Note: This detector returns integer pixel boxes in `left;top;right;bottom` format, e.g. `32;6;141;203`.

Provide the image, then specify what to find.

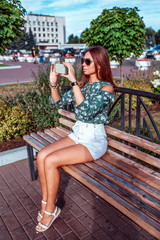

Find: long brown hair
80;46;116;88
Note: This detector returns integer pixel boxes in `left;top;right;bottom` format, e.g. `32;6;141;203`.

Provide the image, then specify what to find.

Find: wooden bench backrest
58;109;160;172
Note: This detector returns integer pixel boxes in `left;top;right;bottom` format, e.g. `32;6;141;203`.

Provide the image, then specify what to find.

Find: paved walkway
0;59;138;85
0;159;157;240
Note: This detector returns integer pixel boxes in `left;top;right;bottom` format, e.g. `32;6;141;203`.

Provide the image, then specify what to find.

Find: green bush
115;80;154;110
0;100;31;141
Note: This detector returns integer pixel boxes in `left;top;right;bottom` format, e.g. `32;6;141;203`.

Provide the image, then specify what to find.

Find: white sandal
37;200;47;222
36;206;61;232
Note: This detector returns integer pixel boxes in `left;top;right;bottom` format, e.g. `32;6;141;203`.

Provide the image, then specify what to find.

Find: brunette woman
36;46;116;232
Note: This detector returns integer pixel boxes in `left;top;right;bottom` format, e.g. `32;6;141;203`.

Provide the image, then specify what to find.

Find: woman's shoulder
99;81;114;94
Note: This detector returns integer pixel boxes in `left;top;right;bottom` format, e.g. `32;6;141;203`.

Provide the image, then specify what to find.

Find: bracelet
71;81;78;87
49;84;58;89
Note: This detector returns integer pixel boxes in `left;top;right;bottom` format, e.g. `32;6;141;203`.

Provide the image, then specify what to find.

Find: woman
36;46;116;232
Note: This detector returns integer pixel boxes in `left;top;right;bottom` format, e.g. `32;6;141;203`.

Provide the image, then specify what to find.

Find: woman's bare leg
36;143;94;230
36;136;76;215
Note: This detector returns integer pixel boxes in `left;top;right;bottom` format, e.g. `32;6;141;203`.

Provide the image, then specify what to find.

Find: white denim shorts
68;121;108;160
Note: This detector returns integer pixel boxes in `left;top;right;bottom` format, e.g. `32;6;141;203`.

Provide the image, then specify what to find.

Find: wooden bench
23;109;160;239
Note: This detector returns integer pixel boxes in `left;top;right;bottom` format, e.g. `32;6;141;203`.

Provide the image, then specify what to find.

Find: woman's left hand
61;63;77;83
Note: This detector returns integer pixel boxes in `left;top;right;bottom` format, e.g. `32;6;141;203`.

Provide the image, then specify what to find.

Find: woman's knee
37;148;48;165
44;154;59;169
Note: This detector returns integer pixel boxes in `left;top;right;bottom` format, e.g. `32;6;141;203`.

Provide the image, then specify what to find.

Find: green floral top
50;80;114;124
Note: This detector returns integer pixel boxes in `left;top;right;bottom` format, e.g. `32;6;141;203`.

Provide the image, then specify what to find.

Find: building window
34;33;36;37
52;39;54;43
43;33;45;37
55;22;58;27
47;22;49;26
38;21;40;26
56;34;58;37
51;22;53;26
47;34;50;37
56;28;58;32
34;27;36;31
47;28;49;32
39;33;41;37
42;22;45;26
51;28;54;32
29;21;31;25
51;34;54;37
33;21;36;25
43;28;45;31
48;39;50;42
38;28;40;31
56;39;58;43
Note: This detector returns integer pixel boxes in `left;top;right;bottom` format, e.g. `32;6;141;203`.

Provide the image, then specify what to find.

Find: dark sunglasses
81;58;93;66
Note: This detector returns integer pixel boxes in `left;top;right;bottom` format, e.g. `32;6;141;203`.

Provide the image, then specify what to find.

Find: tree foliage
0;0;26;55
82;7;146;85
68;34;83;44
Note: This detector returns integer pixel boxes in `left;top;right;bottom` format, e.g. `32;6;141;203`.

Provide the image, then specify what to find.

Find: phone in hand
55;63;68;74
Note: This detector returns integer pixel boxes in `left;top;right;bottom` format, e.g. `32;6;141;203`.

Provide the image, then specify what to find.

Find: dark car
146;45;160;59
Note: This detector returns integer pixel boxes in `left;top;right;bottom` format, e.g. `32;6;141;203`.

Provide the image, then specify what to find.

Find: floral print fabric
50;80;114;124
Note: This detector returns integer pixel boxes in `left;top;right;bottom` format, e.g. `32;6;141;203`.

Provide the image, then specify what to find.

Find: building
24;14;66;49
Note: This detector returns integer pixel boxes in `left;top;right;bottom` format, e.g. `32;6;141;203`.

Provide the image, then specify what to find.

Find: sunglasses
81;58;93;66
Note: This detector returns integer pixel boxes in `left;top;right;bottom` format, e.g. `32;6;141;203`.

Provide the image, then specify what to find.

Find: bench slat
108;138;160;169
103;151;160;190
106;126;160;155
97;158;160;200
59;118;74;129
76;163;160;223
50;128;67;138
30;133;50;147
23;135;45;151
44;129;62;140
62;164;160;239
58;109;76;121
37;131;56;144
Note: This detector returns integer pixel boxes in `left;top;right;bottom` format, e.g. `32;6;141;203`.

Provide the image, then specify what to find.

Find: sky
20;0;160;41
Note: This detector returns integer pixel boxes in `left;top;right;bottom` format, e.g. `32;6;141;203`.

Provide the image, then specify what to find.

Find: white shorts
68;121;108;160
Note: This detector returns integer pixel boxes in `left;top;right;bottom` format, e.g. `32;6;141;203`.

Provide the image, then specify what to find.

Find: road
0;58;153;85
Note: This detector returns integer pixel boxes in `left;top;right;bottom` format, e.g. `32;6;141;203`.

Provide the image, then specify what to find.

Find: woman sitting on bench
36;46;116;232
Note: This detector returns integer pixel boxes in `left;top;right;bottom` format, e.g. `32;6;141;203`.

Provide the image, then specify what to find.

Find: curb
0;65;22;70
0;146;37;166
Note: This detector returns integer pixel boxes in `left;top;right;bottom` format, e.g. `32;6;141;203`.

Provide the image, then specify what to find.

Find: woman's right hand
49;65;59;85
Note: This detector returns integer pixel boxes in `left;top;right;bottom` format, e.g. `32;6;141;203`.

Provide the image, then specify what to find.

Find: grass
0;82;36;96
0;64;11;67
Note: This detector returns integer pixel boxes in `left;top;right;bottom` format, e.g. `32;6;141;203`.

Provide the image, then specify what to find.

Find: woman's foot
37;200;47;222
36;206;61;232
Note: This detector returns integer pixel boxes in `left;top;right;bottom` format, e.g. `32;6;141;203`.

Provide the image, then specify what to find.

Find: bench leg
26;143;37;181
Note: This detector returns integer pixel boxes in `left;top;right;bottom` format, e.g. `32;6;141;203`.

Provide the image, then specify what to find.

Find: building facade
24;14;66;48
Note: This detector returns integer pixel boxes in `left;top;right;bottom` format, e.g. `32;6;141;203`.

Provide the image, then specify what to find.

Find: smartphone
55;63;68;74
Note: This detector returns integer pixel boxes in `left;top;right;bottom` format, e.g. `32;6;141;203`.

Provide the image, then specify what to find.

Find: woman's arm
49;65;61;104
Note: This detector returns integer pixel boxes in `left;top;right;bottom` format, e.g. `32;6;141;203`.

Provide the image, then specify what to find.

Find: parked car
146;45;160;59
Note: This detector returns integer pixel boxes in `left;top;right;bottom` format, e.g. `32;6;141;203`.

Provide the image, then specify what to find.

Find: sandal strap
37;222;48;229
42;200;47;204
44;206;57;216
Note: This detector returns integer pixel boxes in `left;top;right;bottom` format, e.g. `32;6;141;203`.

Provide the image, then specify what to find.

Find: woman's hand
49;65;59;85
61;63;77;83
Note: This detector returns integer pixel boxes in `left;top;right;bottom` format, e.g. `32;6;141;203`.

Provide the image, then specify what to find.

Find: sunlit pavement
0;59;140;85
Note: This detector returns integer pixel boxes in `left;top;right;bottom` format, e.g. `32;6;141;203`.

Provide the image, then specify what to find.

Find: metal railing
62;85;160;143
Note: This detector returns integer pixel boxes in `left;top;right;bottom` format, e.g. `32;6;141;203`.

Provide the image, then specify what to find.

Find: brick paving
0;159;158;240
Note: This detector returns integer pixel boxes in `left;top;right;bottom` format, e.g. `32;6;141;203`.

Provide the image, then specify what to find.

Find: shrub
0;100;31;141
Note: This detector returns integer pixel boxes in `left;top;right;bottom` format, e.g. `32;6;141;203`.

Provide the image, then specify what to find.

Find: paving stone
78;187;95;201
0;224;13;240
53;217;72;237
10;226;30;240
1;186;14;199
2;212;20;231
6;195;22;211
43;225;62;239
63;231;80;240
69;191;87;206
121;224;146;240
23;221;44;240
14;207;32;225
60;207;76;223
0;216;4;226
111;230;130;240
139;229;158;240
81;202;101;220
95;215;118;236
66;201;84;218
104;210;127;229
0;193;5;203
68;218;90;239
21;196;38;212
78;213;100;233
0;201;12;216
93;228;112;240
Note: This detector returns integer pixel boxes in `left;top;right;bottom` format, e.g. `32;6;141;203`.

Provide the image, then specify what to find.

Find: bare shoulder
101;84;114;94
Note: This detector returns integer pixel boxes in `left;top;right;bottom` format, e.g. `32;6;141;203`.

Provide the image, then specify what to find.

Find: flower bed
135;58;151;70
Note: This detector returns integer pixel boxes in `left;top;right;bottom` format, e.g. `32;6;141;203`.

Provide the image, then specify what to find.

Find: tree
67;34;83;44
145;27;156;48
155;30;160;45
82;7;145;85
0;0;26;55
